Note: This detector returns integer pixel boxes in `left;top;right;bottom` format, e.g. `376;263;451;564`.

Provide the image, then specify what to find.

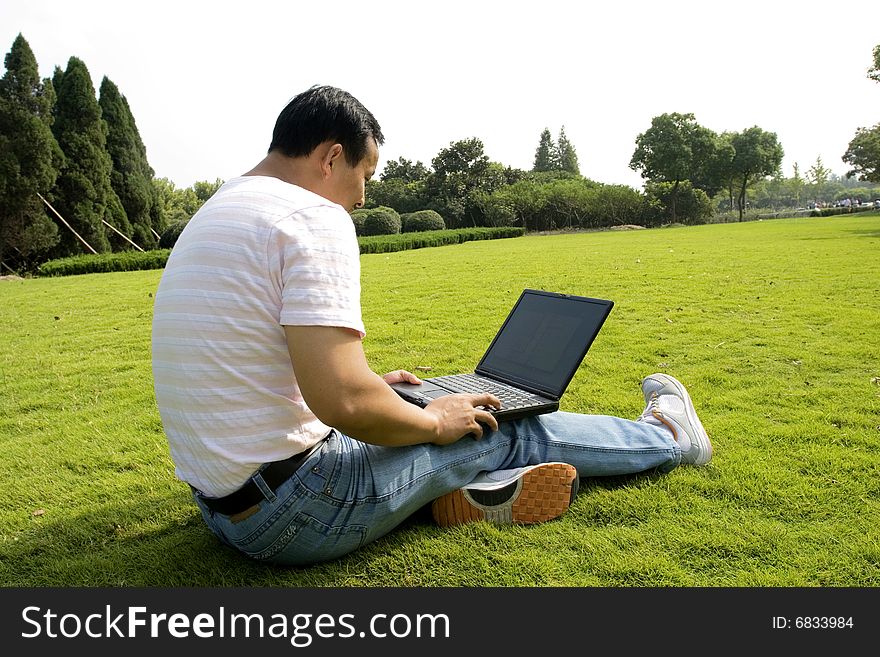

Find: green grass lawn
1;214;878;586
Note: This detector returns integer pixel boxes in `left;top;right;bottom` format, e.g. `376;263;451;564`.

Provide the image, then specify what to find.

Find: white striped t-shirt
151;176;365;497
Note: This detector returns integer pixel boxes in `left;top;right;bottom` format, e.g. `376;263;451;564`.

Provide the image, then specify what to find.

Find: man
151;85;712;566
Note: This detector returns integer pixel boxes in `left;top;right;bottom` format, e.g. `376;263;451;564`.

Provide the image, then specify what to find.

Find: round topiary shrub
359;206;401;236
158;221;189;249
350;209;368;236
400;209;446;233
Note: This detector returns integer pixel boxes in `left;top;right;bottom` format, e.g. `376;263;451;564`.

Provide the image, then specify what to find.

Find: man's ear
321;143;345;179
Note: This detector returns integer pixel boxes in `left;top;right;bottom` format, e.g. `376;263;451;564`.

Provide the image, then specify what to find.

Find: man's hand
285;325;499;447
424;393;501;444
382;370;423;385
382;370;501;443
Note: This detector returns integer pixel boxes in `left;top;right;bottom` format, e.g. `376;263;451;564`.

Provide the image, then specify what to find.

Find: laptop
389;289;614;422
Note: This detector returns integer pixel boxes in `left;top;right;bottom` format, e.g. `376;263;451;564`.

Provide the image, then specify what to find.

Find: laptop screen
475;290;614;398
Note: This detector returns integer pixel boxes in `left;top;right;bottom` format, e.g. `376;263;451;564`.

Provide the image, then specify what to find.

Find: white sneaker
638;373;712;466
431;462;579;528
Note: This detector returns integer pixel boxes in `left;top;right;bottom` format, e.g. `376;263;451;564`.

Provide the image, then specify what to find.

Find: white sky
2;0;878;190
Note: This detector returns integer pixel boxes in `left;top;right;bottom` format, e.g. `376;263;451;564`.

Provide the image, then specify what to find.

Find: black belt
196;444;319;516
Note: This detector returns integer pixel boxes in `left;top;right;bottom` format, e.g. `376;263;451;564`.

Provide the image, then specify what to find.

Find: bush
477;178;654;231
38;249;171;277
401;210;446;233
158;221;189;249
36;228;525;276
350;211;366;236
810;206;876;218
644;181;713;226
358;227;523;254
356;206;401;236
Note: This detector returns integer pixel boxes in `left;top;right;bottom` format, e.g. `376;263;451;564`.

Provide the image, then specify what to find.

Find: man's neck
242;152;320;192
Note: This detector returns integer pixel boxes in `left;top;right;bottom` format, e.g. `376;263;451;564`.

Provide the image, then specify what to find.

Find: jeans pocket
240;511;367;566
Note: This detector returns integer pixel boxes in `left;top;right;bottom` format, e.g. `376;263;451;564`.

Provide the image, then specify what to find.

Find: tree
364;177;428;214
0;34;63;269
717;132;739;214
153;177;221;226
868;43;880;84
789;162;805;207
556;126;580;175
380;157;428;183
644;181;713;225
843;125;880;183
729;126;784;220
630;112;721;222
533;127;580;175
49;57;123;255
843;44;879;183
532;128;556;172
425;138;505;227
805;156;831;186
192;178;224;203
370;157;430;213
690;130;733;199
99;76;161;249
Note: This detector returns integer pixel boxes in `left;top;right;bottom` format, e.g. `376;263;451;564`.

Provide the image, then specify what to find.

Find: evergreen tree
556;126;580;175
532;128;556;172
49;56;125;256
806;156;831;189
789;162;805;207
99;76;161;249
0;33;63;269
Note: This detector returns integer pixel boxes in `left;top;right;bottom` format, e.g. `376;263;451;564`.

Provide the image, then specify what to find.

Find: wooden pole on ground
1;261;20;276
101;219;145;252
37;193;98;255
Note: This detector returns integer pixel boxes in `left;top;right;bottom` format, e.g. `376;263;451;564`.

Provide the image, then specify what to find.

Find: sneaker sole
644;374;713;466
431;462;579;528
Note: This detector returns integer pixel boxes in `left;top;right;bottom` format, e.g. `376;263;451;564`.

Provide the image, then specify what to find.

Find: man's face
329;138;379;212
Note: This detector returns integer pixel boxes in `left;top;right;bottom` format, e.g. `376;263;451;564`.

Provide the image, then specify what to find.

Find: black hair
268;85;384;166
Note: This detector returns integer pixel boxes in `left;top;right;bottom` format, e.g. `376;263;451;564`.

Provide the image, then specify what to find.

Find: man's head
268;86;383;211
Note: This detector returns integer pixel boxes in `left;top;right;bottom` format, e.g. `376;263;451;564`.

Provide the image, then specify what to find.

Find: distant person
151;85;713;566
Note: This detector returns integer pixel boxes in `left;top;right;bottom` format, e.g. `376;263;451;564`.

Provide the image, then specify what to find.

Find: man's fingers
468;393;500;435
466;419;490;440
400;370;423;384
478;411;499;433
472;393;502;410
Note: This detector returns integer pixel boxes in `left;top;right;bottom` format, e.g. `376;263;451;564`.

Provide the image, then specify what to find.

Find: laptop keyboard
430;374;546;410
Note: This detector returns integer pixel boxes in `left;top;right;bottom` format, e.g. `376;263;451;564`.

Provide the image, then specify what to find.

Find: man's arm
284;325;500;446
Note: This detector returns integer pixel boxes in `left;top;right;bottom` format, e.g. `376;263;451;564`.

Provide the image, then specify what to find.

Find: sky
2;0;879;191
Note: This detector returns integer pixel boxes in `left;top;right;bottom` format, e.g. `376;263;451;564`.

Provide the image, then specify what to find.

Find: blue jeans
192;411;681;566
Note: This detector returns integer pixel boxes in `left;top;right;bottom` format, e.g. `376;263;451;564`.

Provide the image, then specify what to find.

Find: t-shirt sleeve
272;203;366;337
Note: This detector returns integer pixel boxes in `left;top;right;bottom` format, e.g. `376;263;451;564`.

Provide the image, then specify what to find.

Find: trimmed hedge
358;227;523;254
401;210;446;233
36;228;525;276
38;249;172;277
809;206;877;218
